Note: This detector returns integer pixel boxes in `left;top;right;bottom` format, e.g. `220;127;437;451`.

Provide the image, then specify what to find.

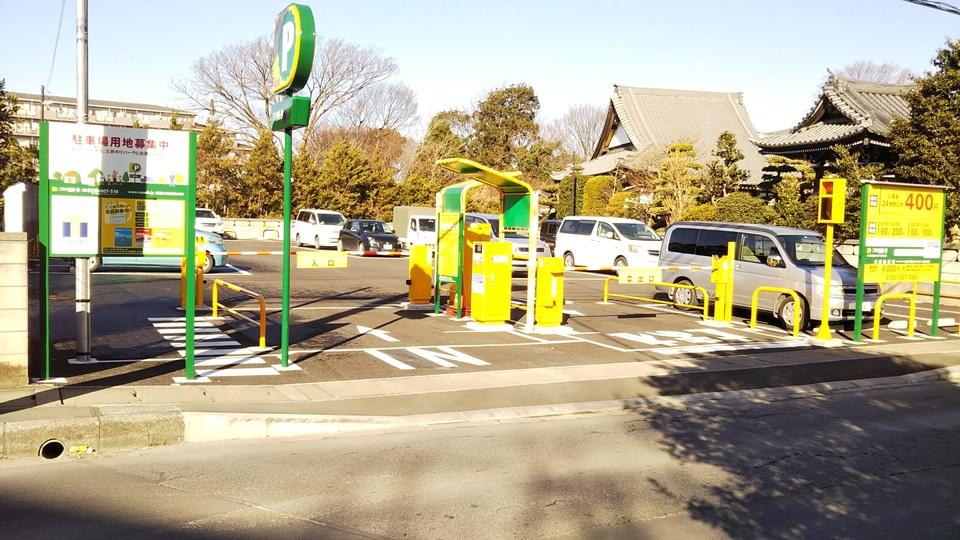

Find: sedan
88;229;229;273
338;219;401;255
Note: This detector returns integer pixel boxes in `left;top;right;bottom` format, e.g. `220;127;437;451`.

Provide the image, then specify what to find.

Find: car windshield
318;214;345;225
418;218;436;232
779;234;849;267
359;221;392;234
613;222;660;240
196;210;215;219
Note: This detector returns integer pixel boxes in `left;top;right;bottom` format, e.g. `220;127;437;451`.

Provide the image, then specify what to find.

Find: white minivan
293;209;346;249
555;216;661;269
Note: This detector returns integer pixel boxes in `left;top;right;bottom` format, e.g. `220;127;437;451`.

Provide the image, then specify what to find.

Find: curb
5;365;960;459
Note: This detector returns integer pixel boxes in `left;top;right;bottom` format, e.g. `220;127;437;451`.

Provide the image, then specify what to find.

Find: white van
293;209;346;249
554;216;661;269
657;221;880;329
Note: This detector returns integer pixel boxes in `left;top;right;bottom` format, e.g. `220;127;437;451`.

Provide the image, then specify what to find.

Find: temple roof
756;74;913;152
585;85;767;185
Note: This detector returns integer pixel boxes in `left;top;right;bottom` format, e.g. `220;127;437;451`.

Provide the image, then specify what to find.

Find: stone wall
0;232;28;387
221;218;283;240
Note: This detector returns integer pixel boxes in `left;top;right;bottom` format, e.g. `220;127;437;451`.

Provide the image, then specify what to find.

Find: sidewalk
2;338;959;459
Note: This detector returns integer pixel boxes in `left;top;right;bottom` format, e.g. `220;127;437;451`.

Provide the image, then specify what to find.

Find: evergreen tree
240;131;283;217
556;171;588;218
316;140;395;220
701;131;749;203
652;142;702;225
469;84;540;170
714;192;774;224
772;176;808;229
0;80;37;205
829;145;883;242
196;121;240;216
581;175;617;215
292;143;323;210
889;38;960;228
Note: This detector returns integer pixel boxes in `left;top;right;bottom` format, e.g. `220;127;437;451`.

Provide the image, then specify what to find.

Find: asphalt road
1;381;958;539
38;239;960;385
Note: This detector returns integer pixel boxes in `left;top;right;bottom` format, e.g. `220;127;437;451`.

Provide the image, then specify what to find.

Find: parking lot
41;239;960;386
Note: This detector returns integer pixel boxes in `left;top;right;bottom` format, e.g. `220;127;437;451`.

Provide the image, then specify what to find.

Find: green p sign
272;3;316;95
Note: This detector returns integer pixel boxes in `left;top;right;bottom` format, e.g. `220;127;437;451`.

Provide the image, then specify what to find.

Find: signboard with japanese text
860;182;945;283
45;122;191;257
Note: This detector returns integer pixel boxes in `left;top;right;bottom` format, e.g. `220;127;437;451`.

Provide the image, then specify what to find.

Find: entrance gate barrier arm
750;286;802;337
603;276;711;322
872;289;917;340
212;279;267;348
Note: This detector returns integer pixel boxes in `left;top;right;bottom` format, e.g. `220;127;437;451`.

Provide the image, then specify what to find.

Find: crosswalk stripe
367;349;415;370
197;367;279;377
157;327;223;334
195;356;266;367
168;333;234;341
170;341;242;348
148;317;223;322
176;347;264;357
152;321;215;328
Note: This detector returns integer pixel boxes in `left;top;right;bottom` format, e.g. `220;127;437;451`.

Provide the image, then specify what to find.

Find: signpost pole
38;122;51;380
280;127;293;368
930;192;947;337
854;183;868;342
816;223;835;341
184;133;198;380
75;0;92;363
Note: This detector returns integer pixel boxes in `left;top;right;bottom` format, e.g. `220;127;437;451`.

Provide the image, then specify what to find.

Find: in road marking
367;349;415;370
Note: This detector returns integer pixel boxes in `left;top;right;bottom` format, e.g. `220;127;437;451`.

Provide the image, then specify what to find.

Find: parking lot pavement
38;239;960;387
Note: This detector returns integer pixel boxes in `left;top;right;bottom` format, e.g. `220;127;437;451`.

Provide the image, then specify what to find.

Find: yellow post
535;257;565;327
909;282;917;337
816;224;835;341
408;244;433;304
212;279;220;317
725;241;735;322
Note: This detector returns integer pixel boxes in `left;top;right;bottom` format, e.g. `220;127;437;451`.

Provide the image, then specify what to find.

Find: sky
1;0;958;136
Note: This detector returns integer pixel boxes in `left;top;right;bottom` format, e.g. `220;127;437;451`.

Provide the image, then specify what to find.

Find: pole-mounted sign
272;3;315;96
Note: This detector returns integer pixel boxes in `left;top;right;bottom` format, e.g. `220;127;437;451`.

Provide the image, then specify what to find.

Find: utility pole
75;0;92;363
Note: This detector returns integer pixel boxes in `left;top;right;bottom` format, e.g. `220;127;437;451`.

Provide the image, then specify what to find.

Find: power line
903;0;960;16
45;0;67;88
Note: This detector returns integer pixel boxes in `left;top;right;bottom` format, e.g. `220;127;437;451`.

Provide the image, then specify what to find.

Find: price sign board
861;182;945;283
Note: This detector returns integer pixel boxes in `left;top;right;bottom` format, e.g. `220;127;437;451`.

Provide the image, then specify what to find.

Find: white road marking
224;264;252;275
195;356;267;367
197;366;279;377
152;321;215;328
407;347;490;367
148;316;223;322
356;325;400;342
170;340;242;348
367;349;415;370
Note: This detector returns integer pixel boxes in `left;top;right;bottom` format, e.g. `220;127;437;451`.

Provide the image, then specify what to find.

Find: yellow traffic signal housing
817;178;847;224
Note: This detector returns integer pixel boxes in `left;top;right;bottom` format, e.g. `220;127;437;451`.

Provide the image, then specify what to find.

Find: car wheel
202;252;214;274
671;279;699;310
777;294;809;332
337;239;344;252
314;236;321;250
295;234;301;247
614;256;628;268
88;256;102;272
563;252;575;270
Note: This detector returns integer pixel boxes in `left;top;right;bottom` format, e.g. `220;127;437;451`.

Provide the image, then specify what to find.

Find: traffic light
817;178;847;224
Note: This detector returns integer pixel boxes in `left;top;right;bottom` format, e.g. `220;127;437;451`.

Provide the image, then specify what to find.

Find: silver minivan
657;221;879;329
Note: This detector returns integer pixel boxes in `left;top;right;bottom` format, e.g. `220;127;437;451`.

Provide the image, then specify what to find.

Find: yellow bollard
179;255;205;309
535;257;565;327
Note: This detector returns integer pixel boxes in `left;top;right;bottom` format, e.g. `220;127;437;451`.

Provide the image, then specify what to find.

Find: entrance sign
272;3;316;95
45;122;190;257
861;182;944;283
854;181;947;340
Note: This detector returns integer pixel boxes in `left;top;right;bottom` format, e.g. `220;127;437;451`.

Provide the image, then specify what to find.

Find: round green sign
272;3;316;95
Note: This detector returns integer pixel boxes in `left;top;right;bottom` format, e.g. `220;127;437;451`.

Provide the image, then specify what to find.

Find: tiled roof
757;74;912;151
591;85;767;185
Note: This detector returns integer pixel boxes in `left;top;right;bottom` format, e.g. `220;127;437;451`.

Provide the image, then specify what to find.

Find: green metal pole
854;184;869;342
38;122;51;380
184;132;198;380
281;127;293;367
930;190;947;337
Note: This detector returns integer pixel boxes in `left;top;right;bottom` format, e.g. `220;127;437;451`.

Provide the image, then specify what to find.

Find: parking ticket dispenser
535;257;565;327
453;222;491;315
470;241;513;324
408;244;433;304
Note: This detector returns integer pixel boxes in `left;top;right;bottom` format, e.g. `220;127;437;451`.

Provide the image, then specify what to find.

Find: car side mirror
766;254;783;268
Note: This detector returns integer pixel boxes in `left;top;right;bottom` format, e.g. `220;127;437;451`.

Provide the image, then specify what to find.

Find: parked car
195;208;224;236
88;229;228;274
657;221;880;330
464;213;552;267
293;209;346;249
338;219;401;255
539;219;561;251
555;216;661;269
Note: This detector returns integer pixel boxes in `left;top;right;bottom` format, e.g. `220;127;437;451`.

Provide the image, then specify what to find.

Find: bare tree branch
835;61;915;84
544;103;606;161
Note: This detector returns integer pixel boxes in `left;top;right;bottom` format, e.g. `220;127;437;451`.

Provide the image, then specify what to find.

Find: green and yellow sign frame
272;3;316;95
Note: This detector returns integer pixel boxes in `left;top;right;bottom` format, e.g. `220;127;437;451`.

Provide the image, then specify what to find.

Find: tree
292;143;323;210
889;38;960;228
760;155;815;198
606;191;651;222
196;121;241;216
581;175;617;215
173;37;399;143
828;145;884;242
0;80;36;204
651;142;702;225
315;140;395;220
681;204;717;222
835;61;914;84
543;103;606;161
556;171;589;218
239;131;284;217
469;84;540;171
714;192;774;224
772;176;808;229
701;131;749;203
403;110;470;186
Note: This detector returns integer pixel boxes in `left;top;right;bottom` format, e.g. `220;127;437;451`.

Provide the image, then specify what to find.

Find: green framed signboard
272;3;315;95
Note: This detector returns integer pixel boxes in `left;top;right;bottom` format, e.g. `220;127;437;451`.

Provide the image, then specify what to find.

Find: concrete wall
0;233;28;387
221;218;283;240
